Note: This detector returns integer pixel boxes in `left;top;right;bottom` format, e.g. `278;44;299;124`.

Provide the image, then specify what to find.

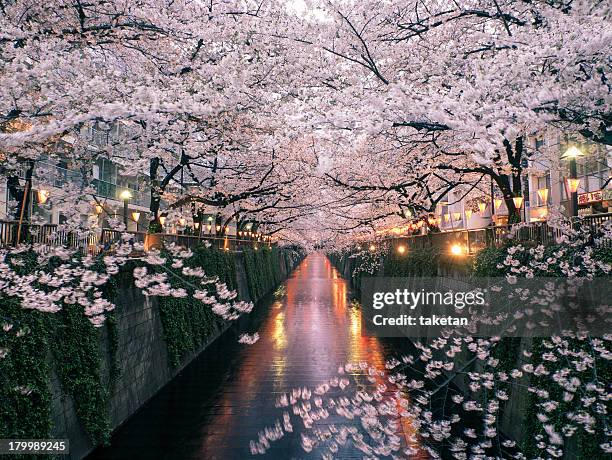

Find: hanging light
397;245;406;255
444;214;450;222
494;198;503;211
537;188;549;205
512;196;524;209
207;216;214;221
452;212;461;221
224;226;229;233
561;145;584;159
37;189;50;204
207;223;212;232
194;222;200;229
369;244;376;252
216;225;221;232
478;202;487;214
94;204;103;215
404;208;412;218
465;210;472;220
566;177;581;194
131;212;140;222
179;217;186;226
159;216;166;226
119;189;132;201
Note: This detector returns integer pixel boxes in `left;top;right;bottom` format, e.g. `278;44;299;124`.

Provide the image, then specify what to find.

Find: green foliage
0;297;53;441
0;253;126;448
242;246;282;301
157;245;236;368
382;247;440;277
471;246;508;277
51;303;110;445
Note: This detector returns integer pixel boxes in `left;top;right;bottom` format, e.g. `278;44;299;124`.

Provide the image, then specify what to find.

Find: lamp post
119;189;132;228
561;146;584;217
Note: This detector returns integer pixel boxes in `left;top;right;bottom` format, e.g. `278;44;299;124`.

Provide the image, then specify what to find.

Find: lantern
159;216;166;226
566;178;580;194
37;189;50;204
131;212;140;222
465;210;472;220
478;202;486;214
537;188;549;205
512;196;524;209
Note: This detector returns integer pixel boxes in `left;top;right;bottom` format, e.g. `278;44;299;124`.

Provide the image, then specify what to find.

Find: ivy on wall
1;244;298;450
332;244;612;458
0;254;122;447
0;297;52;442
382;247;440;277
242;246;282;301
157;246;236;368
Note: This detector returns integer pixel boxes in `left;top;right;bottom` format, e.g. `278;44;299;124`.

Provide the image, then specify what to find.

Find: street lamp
478;202;487;215
37;189;50;204
119;189;132;228
512;195;524;222
537;188;549;206
561;145;585;217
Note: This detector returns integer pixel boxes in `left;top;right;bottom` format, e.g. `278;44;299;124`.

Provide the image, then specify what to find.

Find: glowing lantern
494;198;503;211
131;212;140;222
566;178;580;194
465;210;473;220
179;217;186;226
512;196;524;209
94;204;103;215
397;245;406;255
37;189;50;204
159;216;166;226
194;222;200;229
561;146;584;159
537;188;549;205
369;244;376;252
452;212;461;221
478;202;486;214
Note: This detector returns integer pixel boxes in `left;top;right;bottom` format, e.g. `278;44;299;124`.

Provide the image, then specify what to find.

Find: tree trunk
149;158;161;232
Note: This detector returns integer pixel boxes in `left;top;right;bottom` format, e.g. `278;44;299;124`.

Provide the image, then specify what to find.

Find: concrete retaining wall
50;249;295;459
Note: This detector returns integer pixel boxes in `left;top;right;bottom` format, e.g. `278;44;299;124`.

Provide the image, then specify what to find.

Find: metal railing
387;213;612;254
0;221;272;254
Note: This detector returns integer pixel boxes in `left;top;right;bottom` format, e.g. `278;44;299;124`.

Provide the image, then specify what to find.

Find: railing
387;213;612;254
99;229;265;252
0;221;99;253
0;221;272;255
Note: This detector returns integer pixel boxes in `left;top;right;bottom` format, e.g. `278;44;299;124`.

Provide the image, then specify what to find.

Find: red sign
578;190;603;205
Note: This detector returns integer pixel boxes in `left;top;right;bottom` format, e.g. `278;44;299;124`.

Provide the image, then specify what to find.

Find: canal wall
48;246;302;459
328;247;607;458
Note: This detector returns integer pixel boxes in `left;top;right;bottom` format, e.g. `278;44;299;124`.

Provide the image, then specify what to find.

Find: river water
89;253;424;459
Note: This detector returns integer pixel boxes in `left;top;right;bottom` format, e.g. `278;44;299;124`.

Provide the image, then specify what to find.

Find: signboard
578;190;603;205
602;189;612;201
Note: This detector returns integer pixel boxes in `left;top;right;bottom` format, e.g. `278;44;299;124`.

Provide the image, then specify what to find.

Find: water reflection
89;253;425;459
